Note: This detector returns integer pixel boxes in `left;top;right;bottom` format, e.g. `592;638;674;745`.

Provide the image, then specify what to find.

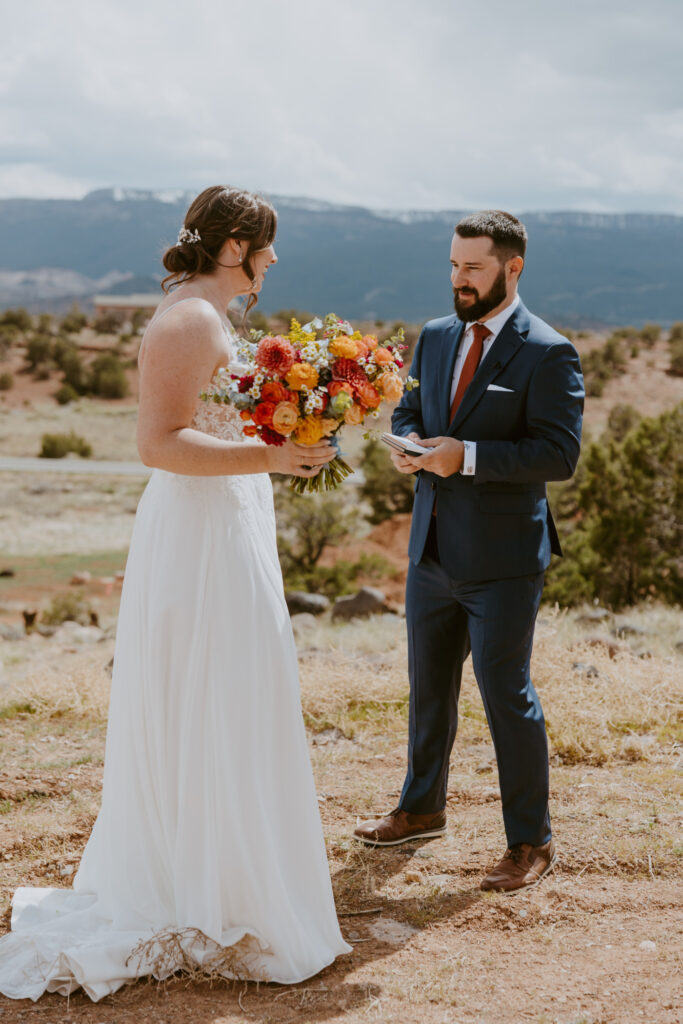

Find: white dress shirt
451;293;520;476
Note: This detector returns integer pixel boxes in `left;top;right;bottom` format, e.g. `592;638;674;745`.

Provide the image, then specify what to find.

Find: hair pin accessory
177;226;201;245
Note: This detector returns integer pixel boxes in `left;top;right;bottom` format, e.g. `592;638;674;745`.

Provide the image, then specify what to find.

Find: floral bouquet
204;314;418;493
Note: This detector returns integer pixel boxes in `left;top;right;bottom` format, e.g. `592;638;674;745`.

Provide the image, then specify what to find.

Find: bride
0;185;351;1001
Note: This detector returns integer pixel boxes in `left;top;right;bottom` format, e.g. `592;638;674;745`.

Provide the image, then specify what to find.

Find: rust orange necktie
449;322;492;423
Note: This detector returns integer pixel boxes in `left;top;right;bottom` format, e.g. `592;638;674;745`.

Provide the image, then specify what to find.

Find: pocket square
487;383;515;392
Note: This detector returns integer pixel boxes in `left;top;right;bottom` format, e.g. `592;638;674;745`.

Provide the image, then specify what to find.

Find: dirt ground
0;612;681;1024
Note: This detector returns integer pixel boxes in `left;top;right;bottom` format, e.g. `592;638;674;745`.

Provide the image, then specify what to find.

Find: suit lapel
448;301;530;435
438;318;465;431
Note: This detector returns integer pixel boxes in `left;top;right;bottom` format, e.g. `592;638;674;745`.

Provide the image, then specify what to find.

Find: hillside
1;190;682;325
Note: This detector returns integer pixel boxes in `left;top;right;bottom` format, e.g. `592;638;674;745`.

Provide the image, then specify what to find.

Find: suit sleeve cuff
461;440;476;476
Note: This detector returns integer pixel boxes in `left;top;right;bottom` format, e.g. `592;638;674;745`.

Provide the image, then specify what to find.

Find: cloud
1;0;682;212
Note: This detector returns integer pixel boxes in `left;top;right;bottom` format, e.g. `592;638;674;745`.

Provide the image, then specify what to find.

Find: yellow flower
294;416;325;445
287;318;317;345
376;372;404;401
286;362;319;390
271;401;300;435
329;336;360;359
344;403;364;425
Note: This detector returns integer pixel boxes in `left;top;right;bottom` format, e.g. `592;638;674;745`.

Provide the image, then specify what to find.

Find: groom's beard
453;266;508;322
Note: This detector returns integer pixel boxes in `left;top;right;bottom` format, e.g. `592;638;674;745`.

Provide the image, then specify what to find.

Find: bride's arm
136;304;333;478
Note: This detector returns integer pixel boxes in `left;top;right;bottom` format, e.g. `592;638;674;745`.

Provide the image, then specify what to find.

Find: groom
354;211;584;893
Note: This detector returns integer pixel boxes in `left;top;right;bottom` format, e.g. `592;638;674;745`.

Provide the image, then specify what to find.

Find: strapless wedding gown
0;342;351;1000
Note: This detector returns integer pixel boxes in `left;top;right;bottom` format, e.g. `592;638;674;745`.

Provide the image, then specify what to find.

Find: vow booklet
381;432;428;456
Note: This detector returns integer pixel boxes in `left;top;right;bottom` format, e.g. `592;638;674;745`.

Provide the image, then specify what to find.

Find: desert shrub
39;431;92;459
0;371;13;390
602;334;628;373
669;322;683;343
275;486;365;596
581;334;630;396
545;404;682;608
88;353;129;398
59;304;87;334
41;591;93;626
54;383;79;405
284;553;392;599
0;307;32;332
0;326;18;360
51;336;79;370
93;310;124;334
25;333;53;371
130;308;149;333
640;323;661;347
36;313;54;334
605;403;641;443
542;528;600;608
59;349;88;393
668;337;683;377
359;438;415;523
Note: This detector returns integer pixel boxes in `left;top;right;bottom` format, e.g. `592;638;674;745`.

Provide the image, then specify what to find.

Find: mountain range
1;188;681;326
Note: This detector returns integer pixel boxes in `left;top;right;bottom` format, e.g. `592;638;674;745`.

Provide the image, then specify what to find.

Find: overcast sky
2;0;682;213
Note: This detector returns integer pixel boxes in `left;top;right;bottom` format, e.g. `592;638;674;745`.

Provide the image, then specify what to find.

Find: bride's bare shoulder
140;297;225;369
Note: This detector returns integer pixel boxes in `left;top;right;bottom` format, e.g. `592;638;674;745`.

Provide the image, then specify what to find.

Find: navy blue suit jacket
392;301;585;581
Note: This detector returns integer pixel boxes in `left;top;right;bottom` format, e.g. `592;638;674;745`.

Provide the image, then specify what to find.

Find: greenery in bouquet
203;314;418;492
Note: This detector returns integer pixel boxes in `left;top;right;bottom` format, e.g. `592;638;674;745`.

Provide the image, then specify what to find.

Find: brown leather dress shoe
353;807;447;847
480;840;556;893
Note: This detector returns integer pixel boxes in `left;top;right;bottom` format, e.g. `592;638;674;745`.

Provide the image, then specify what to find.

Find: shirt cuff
461;440;476;476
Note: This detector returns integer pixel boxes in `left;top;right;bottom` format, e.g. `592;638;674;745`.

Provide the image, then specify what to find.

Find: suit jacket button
430;481;436;490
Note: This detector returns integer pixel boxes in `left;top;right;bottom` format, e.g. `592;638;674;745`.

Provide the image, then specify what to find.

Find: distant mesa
1;189;682;325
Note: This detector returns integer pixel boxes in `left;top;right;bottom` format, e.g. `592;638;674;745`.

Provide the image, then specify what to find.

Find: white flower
248;385;261;399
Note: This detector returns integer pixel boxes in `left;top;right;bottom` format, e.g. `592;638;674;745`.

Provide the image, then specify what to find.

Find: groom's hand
415;436;465;477
390;432;428;474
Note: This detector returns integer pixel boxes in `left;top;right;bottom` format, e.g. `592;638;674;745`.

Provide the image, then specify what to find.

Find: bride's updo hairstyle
161;186;277;311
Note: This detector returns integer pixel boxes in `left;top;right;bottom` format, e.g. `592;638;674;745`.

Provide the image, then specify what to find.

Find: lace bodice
191;385;248;443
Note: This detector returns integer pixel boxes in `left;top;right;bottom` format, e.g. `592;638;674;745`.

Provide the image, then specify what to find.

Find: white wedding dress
0;307;351;1001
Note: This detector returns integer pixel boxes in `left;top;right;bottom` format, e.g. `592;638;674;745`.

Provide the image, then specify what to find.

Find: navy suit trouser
399;530;551;848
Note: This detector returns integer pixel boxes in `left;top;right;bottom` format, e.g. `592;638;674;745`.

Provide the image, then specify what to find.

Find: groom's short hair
455;210;527;262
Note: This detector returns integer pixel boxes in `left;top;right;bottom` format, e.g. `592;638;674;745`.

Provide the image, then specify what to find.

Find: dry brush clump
0;651;110;726
297;616;681;767
532;629;681;765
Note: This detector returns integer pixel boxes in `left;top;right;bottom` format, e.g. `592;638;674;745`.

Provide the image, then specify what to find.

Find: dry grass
296;612;682;765
0;613;681;1023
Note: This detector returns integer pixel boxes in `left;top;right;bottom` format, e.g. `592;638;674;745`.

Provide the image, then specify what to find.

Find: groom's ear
507;254;524;282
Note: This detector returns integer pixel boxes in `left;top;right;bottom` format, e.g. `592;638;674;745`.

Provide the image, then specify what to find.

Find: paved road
0;456;152;477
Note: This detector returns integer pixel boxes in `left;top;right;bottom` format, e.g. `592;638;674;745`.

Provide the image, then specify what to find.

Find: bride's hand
268;439;337;478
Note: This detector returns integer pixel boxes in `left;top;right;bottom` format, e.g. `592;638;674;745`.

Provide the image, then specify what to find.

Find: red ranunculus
261;381;290;403
238;375;255;393
261;425;287;446
252;402;276;427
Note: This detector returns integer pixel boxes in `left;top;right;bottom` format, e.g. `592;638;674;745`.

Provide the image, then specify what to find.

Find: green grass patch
0;550;128;597
0;699;37;720
304;696;409;738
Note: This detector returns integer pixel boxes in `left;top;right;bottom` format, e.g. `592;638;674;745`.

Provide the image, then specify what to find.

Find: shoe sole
353;825;447;847
483;851;558;895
